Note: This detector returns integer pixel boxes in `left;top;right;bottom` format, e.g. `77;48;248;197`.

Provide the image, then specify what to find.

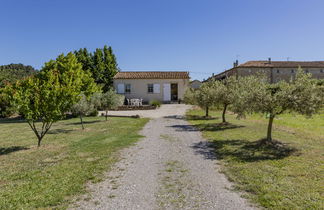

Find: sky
1;0;324;80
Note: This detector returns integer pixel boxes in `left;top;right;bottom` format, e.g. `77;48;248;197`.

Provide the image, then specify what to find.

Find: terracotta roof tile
114;71;190;79
238;61;324;68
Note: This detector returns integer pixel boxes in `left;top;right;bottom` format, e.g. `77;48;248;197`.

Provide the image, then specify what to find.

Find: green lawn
0;116;148;209
187;108;324;209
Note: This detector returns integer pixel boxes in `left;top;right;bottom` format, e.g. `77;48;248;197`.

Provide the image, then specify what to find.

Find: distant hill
0;64;37;88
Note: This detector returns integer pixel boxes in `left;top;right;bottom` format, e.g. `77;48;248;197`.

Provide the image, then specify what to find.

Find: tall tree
7;53;97;146
75;45;118;92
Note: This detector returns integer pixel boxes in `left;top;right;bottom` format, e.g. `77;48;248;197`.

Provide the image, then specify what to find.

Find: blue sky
1;0;324;80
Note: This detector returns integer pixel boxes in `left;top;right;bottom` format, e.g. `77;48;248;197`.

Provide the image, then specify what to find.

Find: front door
171;83;178;101
163;83;171;101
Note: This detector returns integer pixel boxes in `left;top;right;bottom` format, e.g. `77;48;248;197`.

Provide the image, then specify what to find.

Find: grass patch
187;109;324;209
0;116;148;209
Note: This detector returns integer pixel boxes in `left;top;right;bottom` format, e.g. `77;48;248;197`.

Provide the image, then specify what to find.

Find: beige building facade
113;72;190;103
212;59;324;83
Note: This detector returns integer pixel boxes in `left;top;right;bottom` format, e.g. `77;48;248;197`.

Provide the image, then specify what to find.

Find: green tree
241;69;324;143
75;45;118;92
213;77;238;123
184;81;217;117
71;93;95;130
100;90;124;121
8;53;97;146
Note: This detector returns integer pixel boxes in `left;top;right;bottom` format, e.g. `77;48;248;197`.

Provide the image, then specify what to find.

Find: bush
150;100;161;107
88;109;98;117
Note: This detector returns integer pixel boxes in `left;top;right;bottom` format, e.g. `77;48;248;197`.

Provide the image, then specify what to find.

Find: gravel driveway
71;104;256;210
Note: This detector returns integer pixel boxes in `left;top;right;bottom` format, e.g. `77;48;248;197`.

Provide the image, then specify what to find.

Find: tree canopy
7;53;98;146
0;63;37;88
74;45;118;92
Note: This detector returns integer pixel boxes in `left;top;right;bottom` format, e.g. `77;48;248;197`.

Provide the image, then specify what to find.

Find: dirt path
72;105;256;210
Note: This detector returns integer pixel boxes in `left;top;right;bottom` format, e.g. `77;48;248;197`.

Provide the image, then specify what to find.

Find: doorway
171;83;178;101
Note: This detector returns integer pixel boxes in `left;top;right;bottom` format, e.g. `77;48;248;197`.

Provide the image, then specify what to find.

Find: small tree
213;76;238;123
100;90;124;121
241;69;323;144
71;93;95;130
8;53;96;146
184;81;216;117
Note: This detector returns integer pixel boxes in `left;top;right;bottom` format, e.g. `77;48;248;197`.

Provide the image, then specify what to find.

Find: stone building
212;59;324;83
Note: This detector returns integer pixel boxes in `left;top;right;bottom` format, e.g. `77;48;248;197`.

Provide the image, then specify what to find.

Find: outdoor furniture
128;98;143;107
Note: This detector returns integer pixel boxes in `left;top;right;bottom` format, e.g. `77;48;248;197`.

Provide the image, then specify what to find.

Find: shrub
150;100;161;107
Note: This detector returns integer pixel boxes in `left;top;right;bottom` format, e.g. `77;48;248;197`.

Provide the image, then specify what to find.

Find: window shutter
153;84;160;93
117;83;125;93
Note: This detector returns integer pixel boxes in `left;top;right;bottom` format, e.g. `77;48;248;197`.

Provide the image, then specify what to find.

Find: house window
305;69;309;73
291;69;294;73
125;84;131;93
147;84;154;93
321;69;323;73
277;69;280;73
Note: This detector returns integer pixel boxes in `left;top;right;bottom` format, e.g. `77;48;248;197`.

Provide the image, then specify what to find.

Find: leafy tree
75;45;118;92
0;64;37;88
71;93;96;130
100;90;124;121
240;69;324;144
213;77;238;123
184;81;217;117
8;53;97;146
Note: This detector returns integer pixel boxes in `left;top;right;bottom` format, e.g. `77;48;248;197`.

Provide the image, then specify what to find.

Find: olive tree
100;90;125;121
184;81;217;117
212;76;238;123
71;93;95;130
8;53;97;146
240;69;323;144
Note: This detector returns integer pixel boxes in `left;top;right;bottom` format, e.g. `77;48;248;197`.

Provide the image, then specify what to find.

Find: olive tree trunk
205;106;209;117
266;114;275;143
105;110;108;121
222;104;228;123
79;114;84;130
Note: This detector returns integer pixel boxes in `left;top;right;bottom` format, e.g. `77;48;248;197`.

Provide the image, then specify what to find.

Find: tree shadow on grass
47;129;74;134
186;115;219;120
192;138;299;162
0;146;29;156
0;117;26;124
66;120;102;126
194;122;245;131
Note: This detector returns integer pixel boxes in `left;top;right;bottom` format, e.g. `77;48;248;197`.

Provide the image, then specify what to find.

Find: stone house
190;80;202;89
113;71;190;103
211;59;324;82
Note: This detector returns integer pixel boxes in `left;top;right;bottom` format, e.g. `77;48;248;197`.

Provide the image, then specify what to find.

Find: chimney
268;57;271;64
233;62;236;67
235;60;239;67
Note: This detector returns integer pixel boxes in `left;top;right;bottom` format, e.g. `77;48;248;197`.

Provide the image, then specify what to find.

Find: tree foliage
237;68;324;143
184;81;217;117
99;90;125;121
74;45;118;92
212;77;239;123
7;53;98;146
71;93;95;130
0;63;37;88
